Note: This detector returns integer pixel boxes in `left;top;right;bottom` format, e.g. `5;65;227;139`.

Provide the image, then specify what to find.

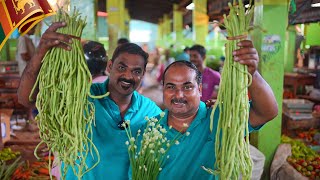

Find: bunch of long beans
203;1;254;179
31;9;102;180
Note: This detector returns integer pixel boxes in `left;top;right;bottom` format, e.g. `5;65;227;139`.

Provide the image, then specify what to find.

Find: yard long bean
30;8;107;180
204;1;254;179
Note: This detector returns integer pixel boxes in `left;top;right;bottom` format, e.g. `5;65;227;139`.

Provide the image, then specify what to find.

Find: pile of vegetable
11;157;53;180
0;156;22;179
30;8;108;179
282;135;320;179
0;148;21;161
203;0;255;179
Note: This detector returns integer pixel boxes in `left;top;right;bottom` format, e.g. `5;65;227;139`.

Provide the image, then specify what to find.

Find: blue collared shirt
64;79;162;180
156;101;261;180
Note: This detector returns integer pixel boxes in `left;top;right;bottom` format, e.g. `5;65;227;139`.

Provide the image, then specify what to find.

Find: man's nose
123;70;133;79
174;88;184;98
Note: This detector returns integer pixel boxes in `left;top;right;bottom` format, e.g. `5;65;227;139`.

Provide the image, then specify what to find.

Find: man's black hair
184;47;190;52
111;43;149;68
117;38;129;45
189;44;206;59
83;41;107;76
162;60;202;85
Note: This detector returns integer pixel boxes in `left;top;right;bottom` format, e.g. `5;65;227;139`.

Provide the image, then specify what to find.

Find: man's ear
107;60;112;73
199;83;202;97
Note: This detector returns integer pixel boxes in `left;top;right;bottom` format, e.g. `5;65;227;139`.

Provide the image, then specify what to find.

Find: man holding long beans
146;40;278;180
17;22;162;179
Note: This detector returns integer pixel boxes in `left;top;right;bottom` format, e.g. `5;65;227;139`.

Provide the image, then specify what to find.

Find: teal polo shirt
63;79;162;180
156;101;260;180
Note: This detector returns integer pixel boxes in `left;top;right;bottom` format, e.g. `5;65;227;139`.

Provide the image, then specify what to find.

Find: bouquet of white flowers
122;112;189;180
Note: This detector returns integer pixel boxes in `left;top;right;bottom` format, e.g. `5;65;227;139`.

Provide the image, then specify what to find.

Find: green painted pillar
163;14;171;47
251;0;288;179
156;18;164;47
70;0;97;40
124;8;130;38
107;0;125;56
193;0;208;46
173;4;183;46
284;26;296;72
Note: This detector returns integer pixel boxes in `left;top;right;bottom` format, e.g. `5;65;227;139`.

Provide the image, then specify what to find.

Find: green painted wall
305;23;320;46
252;1;287;179
284;26;296;72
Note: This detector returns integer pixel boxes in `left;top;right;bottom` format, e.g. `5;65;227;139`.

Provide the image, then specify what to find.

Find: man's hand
205;99;216;108
232;40;259;75
36;22;73;59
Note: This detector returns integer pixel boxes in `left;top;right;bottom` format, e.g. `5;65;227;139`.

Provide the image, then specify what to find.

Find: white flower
145;116;149;121
130;137;135;142
183;123;189;127
149;143;155;149
125;120;130;125
169;126;172;129
186;132;190;136
125;141;129;145
121;122;126;128
160;128;167;134
159;148;165;154
159;167;162;171
167;155;170;159
150;150;155;154
139;166;142;170
150;122;155;127
137;129;141;134
166;143;170;147
160;111;165;118
175;140;180;145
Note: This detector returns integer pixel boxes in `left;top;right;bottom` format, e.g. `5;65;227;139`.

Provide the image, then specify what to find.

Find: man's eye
118;66;125;71
184;85;193;90
166;86;174;90
133;70;142;75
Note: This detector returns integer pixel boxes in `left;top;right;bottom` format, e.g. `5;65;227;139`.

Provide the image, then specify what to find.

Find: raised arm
18;22;73;107
233;40;279;127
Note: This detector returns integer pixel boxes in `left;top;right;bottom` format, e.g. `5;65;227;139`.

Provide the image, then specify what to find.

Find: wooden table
284;73;316;98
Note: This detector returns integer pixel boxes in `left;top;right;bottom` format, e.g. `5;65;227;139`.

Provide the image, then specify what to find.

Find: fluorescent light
186;3;194;10
245;4;250;8
311;3;320;7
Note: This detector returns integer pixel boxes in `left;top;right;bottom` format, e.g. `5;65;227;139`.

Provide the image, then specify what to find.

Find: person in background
16;26;37;124
176;46;190;61
117;38;129;46
83;41;108;83
17;22;162;180
189;44;220;101
16;26;36;76
155;40;278;179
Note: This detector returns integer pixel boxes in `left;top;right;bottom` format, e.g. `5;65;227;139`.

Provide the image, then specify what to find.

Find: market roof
97;0;320;25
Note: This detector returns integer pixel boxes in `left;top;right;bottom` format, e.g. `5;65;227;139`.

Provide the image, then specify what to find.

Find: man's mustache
118;78;135;85
171;98;187;104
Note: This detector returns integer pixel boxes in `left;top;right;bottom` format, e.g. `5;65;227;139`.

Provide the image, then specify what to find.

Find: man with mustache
155;40;278;179
17;22;162;179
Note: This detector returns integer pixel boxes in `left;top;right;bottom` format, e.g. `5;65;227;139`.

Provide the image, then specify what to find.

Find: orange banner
0;0;55;51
